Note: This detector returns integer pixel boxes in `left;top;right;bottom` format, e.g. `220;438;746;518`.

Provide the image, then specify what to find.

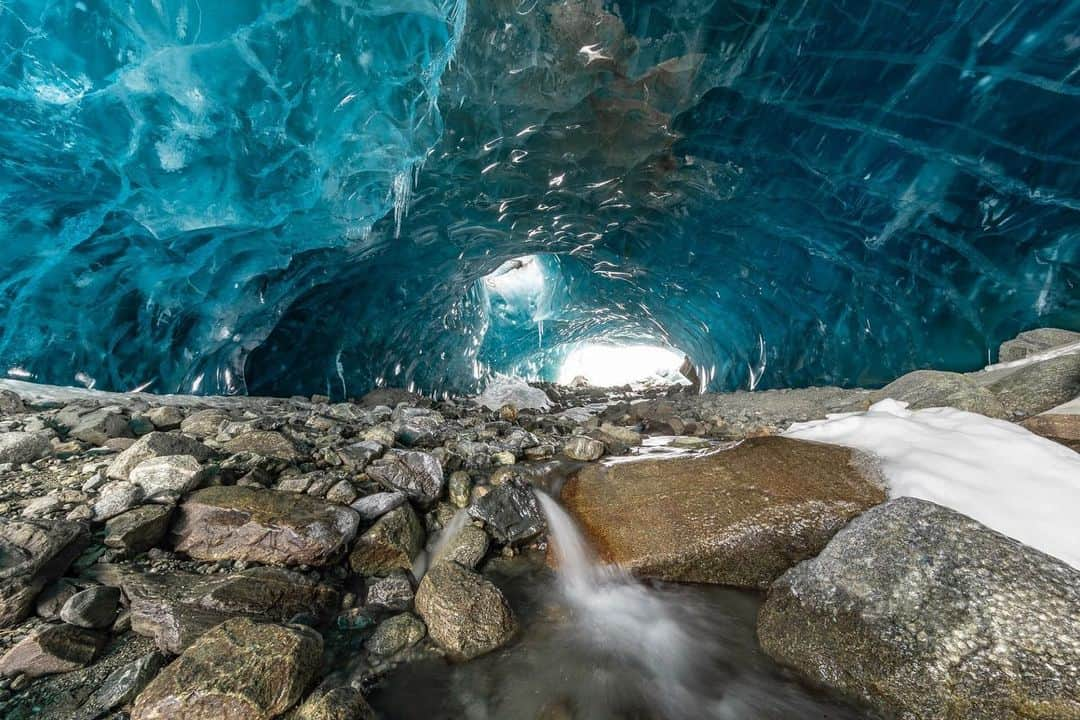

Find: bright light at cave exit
557;344;686;387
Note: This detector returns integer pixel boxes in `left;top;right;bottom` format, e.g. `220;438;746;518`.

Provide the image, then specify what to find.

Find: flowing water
370;493;873;720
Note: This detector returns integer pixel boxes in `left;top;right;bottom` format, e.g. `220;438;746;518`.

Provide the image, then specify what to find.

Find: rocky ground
0;328;1077;720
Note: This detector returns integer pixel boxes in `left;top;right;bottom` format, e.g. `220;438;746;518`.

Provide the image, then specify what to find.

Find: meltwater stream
370;492;871;719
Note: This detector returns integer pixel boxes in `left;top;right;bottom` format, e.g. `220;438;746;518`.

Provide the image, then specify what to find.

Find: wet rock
468;478;544;546
129;454;207;501
93;480;145;521
448;471;472;508
336;440;383;470
145;406;184;430
0;624;105;678
980;351;1080;417
758;497;1080;720
998;327;1080;362
366;613;426;656
126;567;340;654
0;518;88;626
391;408;444;447
366;450;445;504
179;409;230;438
416;561;516;661
871;370;1008;418
131;618;322;720
562;436;604;461
173;485;359;567
433;524;489;571
365;571;414;612
70;407;132;445
223;429;300;461
75;651;166;720
350;491;406;521
325;479;358;505
559;436;885;588
0;431;51;464
289;685;375;720
107;431;212;480
60;585;121;629
349;504;424;576
105;504;173;554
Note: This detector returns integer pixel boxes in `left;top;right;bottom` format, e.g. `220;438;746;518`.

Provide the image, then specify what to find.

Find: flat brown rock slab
0;623;105;678
172;486;359;567
0;518;88;627
131;618;322;720
559;436;885;588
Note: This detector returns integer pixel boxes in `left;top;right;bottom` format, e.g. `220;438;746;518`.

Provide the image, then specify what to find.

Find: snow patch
784;399;1080;569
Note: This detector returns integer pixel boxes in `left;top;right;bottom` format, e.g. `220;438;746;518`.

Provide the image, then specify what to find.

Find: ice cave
0;1;1077;719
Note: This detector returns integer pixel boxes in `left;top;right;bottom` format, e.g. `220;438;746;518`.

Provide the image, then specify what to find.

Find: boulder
105;504;174;554
289;685;375;720
562;436;604;461
146;406;185;430
365;572;414;612
179;409;230;438
998;328;1080;362
981;352;1080;417
0;624;105;678
131;618;322;720
366;450;445;504
349;491;406;521
871;370;1008;418
92;480;145;520
60;585;121;629
107;432;212;481
468;478;544;545
758;497;1080;720
0;431;51;464
172;486;359;567
559;436;885;588
0;518;88;626
348;504;424;576
125;567;340;654
415;561;516;661
366;613;426;656
130;454;208;501
70;407;132;445
223;430;300;461
433;524;489;570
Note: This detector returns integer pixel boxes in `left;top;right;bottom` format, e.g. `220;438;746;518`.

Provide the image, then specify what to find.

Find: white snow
979;339;1080;372
784;399;1080;569
476;374;552;411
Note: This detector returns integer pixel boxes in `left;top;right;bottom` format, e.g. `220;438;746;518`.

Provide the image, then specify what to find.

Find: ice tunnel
1;0;1078;398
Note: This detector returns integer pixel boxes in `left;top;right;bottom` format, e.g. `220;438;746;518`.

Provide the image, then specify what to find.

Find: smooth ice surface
784;399;1080;569
1;0;1079;397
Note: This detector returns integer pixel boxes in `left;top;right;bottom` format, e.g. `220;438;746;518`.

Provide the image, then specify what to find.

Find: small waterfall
535;491;708;718
414;507;471;579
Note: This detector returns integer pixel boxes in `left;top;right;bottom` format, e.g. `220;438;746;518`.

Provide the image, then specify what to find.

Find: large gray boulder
980;352;1080;418
758;497;1080;720
871;370;1008;418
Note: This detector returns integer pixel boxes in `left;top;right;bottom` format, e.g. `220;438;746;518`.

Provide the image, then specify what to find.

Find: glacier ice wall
0;0;464;393
1;0;1078;397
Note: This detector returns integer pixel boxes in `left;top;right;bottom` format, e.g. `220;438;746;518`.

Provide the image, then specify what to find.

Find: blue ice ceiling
1;0;1078;397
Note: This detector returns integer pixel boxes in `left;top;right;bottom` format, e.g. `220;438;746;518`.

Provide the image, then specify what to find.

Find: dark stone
74;651;166;720
366;450;445;504
60;585;121;629
468;478;544;546
415;561;516;661
104;504;173;554
348;504;424;576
